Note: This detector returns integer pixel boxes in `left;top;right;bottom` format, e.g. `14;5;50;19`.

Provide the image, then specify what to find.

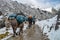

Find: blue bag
16;15;25;23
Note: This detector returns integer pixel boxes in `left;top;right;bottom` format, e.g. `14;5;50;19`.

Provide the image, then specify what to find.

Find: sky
12;0;60;9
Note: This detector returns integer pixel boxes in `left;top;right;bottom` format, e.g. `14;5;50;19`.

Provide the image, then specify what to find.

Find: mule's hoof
27;27;30;29
12;35;15;37
21;31;23;33
16;33;18;35
19;33;20;35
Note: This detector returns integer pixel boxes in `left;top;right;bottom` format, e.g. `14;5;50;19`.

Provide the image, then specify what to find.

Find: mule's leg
6;23;10;31
20;27;23;33
12;27;17;37
19;23;24;35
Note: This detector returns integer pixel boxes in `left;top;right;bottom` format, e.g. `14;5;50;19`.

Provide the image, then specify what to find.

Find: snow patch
0;23;28;40
36;15;60;40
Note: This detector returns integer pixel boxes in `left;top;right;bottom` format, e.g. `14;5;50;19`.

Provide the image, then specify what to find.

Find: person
27;15;33;28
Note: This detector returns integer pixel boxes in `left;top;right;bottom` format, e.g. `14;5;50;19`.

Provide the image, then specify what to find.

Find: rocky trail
7;24;49;40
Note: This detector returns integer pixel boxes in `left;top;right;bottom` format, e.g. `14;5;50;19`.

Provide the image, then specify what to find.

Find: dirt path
7;24;49;40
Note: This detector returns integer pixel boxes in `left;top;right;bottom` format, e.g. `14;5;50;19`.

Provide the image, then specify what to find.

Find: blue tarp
8;13;17;19
9;14;17;18
16;15;25;23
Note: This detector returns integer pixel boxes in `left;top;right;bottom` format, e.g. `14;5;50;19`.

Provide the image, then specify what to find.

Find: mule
8;18;24;37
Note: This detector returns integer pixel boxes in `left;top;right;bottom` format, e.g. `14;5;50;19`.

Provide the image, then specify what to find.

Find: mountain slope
0;0;56;20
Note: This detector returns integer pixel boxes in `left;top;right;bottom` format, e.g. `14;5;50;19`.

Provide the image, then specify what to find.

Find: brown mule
8;18;24;37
